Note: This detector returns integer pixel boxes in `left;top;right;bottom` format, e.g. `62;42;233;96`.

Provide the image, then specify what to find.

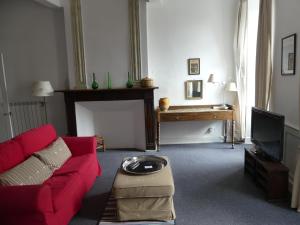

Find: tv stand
244;147;289;201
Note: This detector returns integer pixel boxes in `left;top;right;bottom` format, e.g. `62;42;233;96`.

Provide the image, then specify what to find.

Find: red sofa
0;124;102;225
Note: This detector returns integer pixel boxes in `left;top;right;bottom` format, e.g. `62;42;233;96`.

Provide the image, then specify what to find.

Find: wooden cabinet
244;147;289;201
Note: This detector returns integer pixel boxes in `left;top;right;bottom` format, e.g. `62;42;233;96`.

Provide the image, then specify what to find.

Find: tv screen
251;107;285;162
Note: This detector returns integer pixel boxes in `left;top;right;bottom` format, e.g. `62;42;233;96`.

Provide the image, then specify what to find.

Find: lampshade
207;74;217;83
225;82;237;92
32;81;54;97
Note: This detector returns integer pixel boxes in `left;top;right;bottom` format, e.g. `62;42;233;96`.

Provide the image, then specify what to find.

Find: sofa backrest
0;140;25;174
14;124;57;158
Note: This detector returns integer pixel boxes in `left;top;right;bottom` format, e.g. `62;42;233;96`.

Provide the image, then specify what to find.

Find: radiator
8;101;46;136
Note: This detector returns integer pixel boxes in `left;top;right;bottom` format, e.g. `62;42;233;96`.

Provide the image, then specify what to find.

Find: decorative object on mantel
185;80;203;100
188;58;200;75
141;76;154;88
107;72;112;89
126;72;134;88
32;81;54;123
159;97;170;111
91;73;99;90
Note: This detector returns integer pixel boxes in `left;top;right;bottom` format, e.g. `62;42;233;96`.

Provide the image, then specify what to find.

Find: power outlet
206;127;213;134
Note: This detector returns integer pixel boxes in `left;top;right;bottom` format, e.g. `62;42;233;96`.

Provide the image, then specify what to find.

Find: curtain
70;0;86;89
255;0;273;109
233;0;248;140
129;0;141;81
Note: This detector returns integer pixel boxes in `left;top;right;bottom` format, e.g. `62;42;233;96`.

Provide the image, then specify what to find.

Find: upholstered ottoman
112;156;176;221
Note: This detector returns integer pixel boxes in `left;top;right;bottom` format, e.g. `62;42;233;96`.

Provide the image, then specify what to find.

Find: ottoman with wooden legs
112;156;176;222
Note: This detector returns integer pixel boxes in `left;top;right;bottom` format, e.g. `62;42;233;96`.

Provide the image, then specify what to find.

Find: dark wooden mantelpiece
56;87;158;150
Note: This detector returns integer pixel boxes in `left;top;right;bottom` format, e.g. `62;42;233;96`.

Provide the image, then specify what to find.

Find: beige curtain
229;0;248;142
255;0;273;109
129;0;141;81
70;0;86;89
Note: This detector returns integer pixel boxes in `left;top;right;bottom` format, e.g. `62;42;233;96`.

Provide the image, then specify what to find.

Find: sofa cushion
14;124;57;157
0;156;53;186
34;137;72;171
45;172;85;212
54;154;95;176
0;140;25;173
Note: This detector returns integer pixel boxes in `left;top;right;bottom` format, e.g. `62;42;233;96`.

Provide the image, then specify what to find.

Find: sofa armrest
0;184;53;214
62;136;96;156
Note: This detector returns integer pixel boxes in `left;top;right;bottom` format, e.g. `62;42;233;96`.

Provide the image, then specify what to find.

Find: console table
56;87;158;150
156;105;235;149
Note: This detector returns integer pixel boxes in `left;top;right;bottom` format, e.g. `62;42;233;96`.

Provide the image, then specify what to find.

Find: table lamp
225;82;237;92
32;81;54;123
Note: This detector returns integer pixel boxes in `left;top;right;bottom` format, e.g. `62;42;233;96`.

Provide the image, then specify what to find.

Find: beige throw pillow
34;137;72;171
0;156;53;186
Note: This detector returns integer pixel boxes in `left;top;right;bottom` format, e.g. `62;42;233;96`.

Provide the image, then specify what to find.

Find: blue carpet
69;143;300;225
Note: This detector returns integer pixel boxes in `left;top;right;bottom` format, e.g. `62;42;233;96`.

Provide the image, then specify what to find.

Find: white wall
0;0;68;137
272;0;300;181
81;0;130;88
60;0;76;89
75;101;146;149
273;0;300;130
147;0;237;144
140;0;149;76
34;0;62;8
75;102;95;136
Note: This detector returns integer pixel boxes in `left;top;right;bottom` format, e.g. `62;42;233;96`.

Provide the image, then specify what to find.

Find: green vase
107;72;112;89
126;72;133;88
91;73;99;90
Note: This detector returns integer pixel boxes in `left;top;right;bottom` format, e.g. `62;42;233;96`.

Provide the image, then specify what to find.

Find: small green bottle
107;72;112;89
126;72;133;88
91;73;99;90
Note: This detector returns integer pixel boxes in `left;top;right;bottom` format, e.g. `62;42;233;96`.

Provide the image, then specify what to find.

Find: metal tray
121;155;168;175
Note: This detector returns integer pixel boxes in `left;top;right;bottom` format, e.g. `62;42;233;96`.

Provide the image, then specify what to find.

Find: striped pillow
0;156;53;186
34;137;72;171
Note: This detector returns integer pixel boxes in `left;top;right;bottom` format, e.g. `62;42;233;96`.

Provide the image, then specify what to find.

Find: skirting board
160;136;224;145
283;124;300;191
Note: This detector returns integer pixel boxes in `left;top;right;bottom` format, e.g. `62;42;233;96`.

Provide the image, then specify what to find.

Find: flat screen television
251;107;285;162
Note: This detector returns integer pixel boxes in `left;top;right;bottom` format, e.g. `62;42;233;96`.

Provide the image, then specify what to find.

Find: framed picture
188;58;200;75
185;80;203;99
281;33;297;75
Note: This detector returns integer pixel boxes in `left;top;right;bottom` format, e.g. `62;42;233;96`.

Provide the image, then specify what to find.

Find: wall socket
206;127;213;134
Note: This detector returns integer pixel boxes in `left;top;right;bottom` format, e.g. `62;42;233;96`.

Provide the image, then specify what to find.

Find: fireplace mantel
56;87;158;150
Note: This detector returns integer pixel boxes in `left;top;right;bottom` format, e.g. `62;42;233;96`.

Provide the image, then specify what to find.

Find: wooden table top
157;105;234;114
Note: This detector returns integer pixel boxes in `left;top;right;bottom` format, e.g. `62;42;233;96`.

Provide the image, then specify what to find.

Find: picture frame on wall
188;58;200;75
281;33;297;75
185;80;203;99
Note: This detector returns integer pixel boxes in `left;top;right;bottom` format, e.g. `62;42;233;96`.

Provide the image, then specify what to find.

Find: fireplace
56;87;158;150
